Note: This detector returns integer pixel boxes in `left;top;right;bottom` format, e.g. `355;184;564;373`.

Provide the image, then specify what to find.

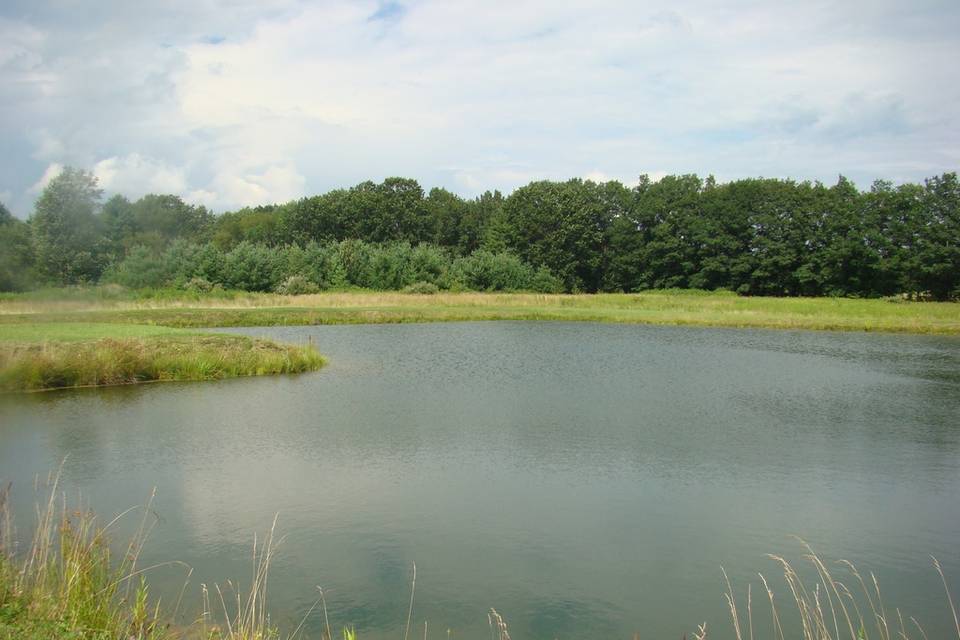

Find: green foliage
102;245;170;288
222;242;283;292
447;250;537;291
403;281;440;294
0;215;36;292
182;276;216;293
275;274;321;295
0;201;13;225
30;167;108;284
502;179;621;292
7;166;960;299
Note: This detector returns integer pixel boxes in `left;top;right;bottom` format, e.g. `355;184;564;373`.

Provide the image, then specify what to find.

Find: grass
1;289;955;390
0;323;324;393
1;289;959;335
0;480;957;640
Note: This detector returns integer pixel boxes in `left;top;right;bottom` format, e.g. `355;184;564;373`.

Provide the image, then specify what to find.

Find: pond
1;322;959;639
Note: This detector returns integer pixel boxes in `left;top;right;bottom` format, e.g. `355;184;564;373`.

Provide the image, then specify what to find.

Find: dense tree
0;201;13;225
912;173;960;299
5;166;960;299
502;179;616;292
30;167;107;284
212;205;282;248
0;203;36;291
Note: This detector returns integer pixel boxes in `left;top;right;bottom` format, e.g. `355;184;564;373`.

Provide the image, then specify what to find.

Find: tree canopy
3;168;958;299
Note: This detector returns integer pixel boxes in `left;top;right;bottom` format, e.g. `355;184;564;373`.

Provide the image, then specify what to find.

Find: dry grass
712;539;960;640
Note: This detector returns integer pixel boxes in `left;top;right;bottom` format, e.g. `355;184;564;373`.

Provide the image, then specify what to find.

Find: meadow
1;288;957;391
2;288;959;334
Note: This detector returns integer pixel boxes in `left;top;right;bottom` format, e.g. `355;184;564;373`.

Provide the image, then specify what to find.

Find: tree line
1;167;958;298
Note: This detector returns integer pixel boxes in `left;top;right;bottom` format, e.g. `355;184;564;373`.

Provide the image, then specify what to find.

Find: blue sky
1;0;958;216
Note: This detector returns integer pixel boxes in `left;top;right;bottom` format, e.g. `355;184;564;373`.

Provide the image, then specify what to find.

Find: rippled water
1;322;959;639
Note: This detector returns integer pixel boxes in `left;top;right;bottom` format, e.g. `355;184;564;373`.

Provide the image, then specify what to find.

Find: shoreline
1;290;958;335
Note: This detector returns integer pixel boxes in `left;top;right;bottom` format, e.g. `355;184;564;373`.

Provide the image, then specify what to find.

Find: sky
1;0;958;217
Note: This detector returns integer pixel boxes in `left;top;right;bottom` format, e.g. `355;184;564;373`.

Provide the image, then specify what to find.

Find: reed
714;539;960;640
0;334;324;393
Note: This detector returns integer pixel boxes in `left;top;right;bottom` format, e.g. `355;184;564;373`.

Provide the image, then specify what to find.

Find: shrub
447;250;534;291
223;242;283;291
529;266;564;293
102;246;170;289
402;281;439;294
182;276;215;293
337;239;375;288
275;274;321;295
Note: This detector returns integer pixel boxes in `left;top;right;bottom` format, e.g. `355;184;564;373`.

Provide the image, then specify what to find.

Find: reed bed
0;334;324;392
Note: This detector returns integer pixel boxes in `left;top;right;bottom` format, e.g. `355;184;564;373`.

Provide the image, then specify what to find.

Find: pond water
1;322;959;639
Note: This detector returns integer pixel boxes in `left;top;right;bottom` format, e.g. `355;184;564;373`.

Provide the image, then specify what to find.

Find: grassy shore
1;289;955;391
1;289;959;334
0;322;324;393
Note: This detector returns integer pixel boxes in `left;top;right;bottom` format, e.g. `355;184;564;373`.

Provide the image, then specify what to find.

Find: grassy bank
1;482;957;640
2;289;959;334
0;323;324;393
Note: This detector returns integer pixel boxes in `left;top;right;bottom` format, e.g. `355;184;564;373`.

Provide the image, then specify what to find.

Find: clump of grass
0;472;176;640
0;475;323;640
0;334;324;392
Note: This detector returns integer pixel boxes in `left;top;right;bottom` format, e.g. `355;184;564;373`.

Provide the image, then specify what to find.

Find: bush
182;276;215;293
402;281;439;294
529;266;564;293
223;242;283;291
446;250;534;291
275;274;321;295
102;246;170;289
97;240;553;294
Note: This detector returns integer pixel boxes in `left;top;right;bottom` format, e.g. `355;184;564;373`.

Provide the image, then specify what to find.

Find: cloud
28;162;63;195
206;164;307;209
93;154;188;196
0;0;957;216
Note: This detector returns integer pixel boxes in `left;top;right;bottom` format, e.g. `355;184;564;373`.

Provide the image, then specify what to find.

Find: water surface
1;322;959;639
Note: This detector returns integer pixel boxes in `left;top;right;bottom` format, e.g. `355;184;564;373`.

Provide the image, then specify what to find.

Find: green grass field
1;289;956;392
0;322;189;342
2;289;958;334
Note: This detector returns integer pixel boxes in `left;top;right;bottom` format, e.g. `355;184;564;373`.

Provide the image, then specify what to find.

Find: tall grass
713;539;960;640
0;335;324;392
0;472;301;640
0;470;174;639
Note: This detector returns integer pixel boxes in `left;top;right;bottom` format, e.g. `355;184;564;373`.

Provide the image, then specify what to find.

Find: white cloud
0;0;957;215
206;163;307;209
93;154;188;196
28;162;63;194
